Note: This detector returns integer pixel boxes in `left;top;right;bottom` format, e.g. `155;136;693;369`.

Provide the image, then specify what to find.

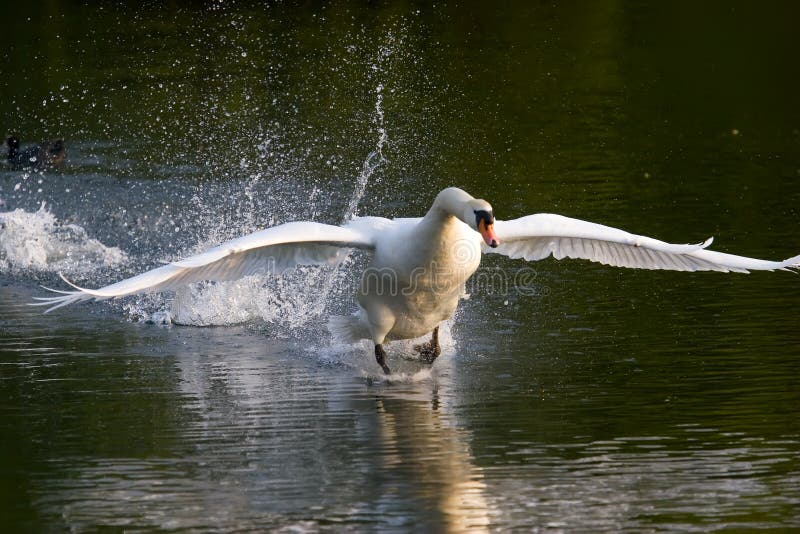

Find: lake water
1;2;799;531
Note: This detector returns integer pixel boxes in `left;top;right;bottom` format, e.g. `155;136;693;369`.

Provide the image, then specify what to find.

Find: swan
32;187;800;374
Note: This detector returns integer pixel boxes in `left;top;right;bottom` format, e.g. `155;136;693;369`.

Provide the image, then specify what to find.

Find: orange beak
478;219;500;248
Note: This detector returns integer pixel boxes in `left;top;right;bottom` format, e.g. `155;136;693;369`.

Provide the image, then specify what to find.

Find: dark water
2;2;799;531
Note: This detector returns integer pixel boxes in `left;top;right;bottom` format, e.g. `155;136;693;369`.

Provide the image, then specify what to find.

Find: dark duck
5;136;66;169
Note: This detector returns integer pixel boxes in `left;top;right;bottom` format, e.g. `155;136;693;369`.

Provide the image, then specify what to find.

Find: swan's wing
488;213;800;273
32;221;375;312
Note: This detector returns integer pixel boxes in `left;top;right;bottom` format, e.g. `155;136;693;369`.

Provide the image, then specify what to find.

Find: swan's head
465;198;500;248
432;187;501;247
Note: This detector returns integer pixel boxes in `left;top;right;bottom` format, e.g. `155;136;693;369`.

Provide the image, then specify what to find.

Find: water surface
1;2;799;531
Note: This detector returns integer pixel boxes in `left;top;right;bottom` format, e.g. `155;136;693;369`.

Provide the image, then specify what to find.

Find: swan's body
33;187;800;374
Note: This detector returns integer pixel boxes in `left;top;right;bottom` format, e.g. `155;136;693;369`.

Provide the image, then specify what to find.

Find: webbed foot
413;326;441;364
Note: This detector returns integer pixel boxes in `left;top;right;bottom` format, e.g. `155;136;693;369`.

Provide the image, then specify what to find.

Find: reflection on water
3;280;799;531
2;283;492;531
371;394;491;532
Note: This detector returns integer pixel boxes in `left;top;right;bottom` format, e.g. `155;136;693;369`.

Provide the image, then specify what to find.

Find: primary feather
489;214;800;273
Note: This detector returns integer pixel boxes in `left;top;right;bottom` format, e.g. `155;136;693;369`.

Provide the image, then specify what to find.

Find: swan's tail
328;313;370;345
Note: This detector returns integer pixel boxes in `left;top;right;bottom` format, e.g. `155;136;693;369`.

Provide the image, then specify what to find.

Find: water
2;2;799;531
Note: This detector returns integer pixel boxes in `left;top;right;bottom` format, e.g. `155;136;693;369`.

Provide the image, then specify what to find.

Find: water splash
11;27;404;338
305;80;390;324
310;318;456;381
0;203;126;274
343;81;389;221
157;35;408;371
166;37;397;328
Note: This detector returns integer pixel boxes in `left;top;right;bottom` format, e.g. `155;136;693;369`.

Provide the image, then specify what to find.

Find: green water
1;1;799;531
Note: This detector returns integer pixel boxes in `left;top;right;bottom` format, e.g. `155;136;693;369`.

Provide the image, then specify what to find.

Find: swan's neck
414;188;478;266
424;187;474;224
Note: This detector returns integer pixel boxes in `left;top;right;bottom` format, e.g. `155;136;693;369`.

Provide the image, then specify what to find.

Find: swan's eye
474;210;494;227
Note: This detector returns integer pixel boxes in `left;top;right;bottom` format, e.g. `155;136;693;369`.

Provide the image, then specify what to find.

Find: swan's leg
375;344;391;375
414;326;441;364
362;302;394;375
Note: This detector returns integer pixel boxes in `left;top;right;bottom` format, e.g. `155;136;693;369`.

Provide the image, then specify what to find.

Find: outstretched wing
32;221;375;312
488;213;800;273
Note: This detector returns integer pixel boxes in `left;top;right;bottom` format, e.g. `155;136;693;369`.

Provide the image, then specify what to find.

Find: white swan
33;187;800;373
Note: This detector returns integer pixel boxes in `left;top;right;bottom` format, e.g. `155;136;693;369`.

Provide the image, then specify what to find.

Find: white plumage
490;214;799;273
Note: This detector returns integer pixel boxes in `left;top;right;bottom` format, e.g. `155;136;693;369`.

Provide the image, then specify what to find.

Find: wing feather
489;214;800;273
31;221;375;312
